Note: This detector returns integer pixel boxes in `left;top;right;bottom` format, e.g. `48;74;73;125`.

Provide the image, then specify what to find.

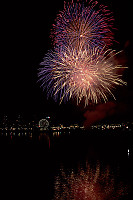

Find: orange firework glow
38;45;127;106
53;163;127;199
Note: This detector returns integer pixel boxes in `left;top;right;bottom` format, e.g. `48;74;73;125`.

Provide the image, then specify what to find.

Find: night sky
1;0;133;124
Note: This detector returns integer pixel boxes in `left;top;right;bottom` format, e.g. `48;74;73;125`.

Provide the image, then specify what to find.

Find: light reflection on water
53;161;128;200
0;130;132;199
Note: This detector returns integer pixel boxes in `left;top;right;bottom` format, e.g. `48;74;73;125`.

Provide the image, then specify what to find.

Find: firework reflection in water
53;162;127;200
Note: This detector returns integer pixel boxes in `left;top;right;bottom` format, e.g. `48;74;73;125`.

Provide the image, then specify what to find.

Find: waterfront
0;129;132;199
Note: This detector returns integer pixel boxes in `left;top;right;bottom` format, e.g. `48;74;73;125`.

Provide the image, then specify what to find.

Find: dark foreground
0;129;132;199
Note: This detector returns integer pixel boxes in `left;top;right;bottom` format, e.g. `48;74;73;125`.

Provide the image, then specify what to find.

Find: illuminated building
39;119;49;131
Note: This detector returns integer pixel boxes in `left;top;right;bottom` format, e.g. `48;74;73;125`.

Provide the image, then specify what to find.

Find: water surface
0;130;132;199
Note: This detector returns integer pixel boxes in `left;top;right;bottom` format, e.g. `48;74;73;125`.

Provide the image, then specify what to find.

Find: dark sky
1;0;133;124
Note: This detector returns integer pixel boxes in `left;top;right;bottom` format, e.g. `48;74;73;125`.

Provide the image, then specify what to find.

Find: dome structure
39;119;49;130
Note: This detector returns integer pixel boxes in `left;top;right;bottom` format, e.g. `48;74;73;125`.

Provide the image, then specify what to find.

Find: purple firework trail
51;0;115;50
38;0;127;106
38;45;127;106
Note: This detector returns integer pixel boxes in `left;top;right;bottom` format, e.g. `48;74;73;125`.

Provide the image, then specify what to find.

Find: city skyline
0;112;133;130
1;0;132;124
0;2;132;199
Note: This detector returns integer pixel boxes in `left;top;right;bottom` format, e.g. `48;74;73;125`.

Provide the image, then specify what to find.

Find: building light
128;149;130;157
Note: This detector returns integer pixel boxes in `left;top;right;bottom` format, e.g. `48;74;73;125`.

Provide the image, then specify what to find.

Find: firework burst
51;0;115;50
38;45;127;106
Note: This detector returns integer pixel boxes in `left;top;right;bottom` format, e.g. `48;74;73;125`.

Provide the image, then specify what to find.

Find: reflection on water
0;131;33;139
0;130;132;199
54;162;128;200
0;131;50;146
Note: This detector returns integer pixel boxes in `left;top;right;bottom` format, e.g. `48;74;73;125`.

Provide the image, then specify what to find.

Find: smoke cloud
83;102;117;129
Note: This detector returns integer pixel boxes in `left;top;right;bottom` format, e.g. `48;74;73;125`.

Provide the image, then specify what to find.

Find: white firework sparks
38;45;127;106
